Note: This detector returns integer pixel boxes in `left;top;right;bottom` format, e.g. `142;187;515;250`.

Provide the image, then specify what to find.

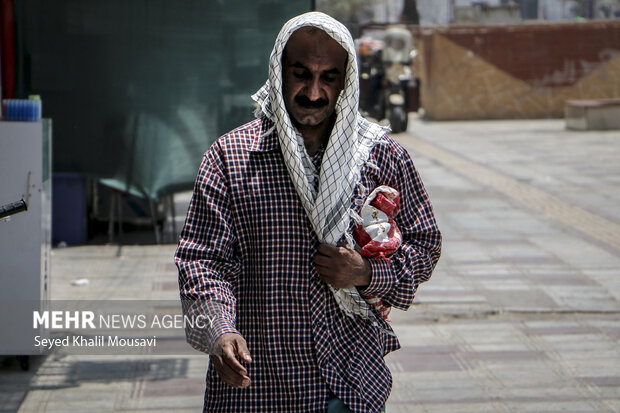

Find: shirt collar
248;117;279;153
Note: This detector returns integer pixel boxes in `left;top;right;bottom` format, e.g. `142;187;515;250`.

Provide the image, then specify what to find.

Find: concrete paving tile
415;402;508;413
464;199;514;212
604;400;620;412
436;322;523;343
397;387;510;405
388;349;462;372
15;402;46;413
113;410;201;413
382;405;423;413
396;377;483;392
0;389;26;404
498;255;564;265
540;334;617;352
548;285;616;299
523;324;600;336
421;170;479;192
39;386;121;402
441;240;495;259
511;402;604;412
116;395;203;410
29;398;117;412
530;235;620;269
490;242;555;257
389;370;474;387
415;289;487;303
469;350;548;362
507;397;602;411
553;350;619;361
388;325;445;345
481;289;561;311
111;411;194;413
497;216;559;235
469;342;532;352
590;320;620;339
582;269;620;301
0;393;25;411
525;273;598;286
552;297;620;312
521;319;586;329
458;266;518;277
486;365;565;383
594;388;620;401
564;362;620;378
473;279;533;290
141;377;205;397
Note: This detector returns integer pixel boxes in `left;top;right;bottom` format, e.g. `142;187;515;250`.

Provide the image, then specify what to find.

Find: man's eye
323;76;336;83
293;72;309;79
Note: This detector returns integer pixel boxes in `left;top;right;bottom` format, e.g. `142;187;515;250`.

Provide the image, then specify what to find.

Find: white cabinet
0;120;52;357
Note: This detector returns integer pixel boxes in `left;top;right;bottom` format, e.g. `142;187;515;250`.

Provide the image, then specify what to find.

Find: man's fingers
317;243;339;257
213;355;250;388
212;333;251;388
315;243;349;268
313;253;332;269
314;243;370;288
235;336;252;364
317;243;354;259
221;342;248;376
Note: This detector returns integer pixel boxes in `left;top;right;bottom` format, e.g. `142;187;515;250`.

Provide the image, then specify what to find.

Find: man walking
175;12;441;412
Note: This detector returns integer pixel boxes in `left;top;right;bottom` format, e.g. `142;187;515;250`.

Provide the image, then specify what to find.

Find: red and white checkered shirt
175;117;441;413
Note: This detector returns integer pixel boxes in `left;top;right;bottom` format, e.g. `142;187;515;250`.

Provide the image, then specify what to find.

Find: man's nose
306;77;322;101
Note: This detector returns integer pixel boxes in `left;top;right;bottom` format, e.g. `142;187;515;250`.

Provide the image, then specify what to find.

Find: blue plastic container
52;173;87;245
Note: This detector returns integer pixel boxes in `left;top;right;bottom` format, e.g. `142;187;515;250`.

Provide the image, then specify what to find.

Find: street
1;116;619;413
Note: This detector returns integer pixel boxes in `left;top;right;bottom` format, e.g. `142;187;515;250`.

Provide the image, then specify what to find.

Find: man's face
282;28;348;129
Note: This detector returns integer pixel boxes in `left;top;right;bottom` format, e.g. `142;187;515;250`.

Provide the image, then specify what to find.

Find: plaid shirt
175;117;441;413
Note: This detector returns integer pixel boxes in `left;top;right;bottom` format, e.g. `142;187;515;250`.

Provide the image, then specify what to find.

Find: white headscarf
252;12;389;325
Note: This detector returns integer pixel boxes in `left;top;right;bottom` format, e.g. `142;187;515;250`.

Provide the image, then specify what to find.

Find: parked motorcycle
381;26;414;133
358;25;416;133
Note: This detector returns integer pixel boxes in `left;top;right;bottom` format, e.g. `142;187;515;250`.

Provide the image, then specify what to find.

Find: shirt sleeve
175;141;241;353
361;141;442;310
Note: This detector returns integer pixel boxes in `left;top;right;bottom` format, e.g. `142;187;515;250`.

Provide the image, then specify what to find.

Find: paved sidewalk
1;117;619;412
385;118;620;412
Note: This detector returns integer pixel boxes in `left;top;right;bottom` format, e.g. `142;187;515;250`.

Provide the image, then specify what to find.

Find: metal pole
588;0;597;19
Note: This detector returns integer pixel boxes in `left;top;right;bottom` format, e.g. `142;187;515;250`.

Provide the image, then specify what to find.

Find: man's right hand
211;333;252;388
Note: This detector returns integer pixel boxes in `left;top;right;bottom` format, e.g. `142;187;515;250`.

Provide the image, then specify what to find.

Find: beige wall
416;22;620;120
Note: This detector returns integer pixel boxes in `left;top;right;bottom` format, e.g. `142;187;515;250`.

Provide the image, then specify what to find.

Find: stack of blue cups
3;97;42;122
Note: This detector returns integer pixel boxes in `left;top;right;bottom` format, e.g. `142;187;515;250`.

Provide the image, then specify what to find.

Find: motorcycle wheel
388;105;407;133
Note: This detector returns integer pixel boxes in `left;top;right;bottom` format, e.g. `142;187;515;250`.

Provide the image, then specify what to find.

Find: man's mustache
295;95;328;108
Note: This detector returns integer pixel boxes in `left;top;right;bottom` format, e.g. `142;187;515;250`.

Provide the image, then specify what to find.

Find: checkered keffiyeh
252;12;390;325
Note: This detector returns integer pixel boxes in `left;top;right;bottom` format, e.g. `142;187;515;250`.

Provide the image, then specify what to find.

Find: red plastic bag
353;186;402;320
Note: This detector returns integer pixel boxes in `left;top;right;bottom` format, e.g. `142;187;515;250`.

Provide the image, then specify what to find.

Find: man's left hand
314;243;371;289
